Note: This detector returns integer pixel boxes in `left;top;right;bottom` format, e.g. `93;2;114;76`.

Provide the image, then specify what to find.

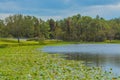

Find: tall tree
5;14;24;43
0;20;4;38
48;19;55;39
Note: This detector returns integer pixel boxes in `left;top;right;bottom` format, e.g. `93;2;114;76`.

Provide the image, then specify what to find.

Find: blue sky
0;0;120;20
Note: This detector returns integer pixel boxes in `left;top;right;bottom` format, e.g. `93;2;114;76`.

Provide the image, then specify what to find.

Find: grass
0;38;120;80
105;40;120;43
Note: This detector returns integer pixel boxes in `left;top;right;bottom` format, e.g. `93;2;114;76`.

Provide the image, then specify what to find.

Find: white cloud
1;2;120;20
104;3;120;10
0;13;14;20
39;16;63;21
60;3;120;19
0;13;63;21
81;3;120;18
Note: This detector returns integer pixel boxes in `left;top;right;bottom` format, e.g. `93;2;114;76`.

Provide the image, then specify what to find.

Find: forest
0;14;120;42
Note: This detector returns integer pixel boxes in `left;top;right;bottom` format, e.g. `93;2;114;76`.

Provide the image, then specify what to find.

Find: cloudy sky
0;0;120;20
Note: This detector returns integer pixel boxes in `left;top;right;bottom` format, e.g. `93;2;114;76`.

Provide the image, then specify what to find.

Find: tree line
0;14;120;42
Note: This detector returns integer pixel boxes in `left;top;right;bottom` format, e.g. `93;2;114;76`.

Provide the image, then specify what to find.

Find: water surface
42;44;120;76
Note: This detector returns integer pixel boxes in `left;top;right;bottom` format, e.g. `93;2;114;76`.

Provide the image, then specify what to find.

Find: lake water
42;44;120;76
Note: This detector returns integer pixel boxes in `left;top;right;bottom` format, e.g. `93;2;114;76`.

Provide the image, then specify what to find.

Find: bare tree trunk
18;37;20;43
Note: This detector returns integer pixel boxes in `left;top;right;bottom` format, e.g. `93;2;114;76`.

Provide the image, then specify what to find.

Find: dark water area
42;44;120;76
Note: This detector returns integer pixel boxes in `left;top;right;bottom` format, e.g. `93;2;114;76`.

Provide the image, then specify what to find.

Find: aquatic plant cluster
0;45;119;80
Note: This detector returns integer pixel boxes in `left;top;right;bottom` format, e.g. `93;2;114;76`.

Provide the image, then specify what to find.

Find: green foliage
1;14;120;42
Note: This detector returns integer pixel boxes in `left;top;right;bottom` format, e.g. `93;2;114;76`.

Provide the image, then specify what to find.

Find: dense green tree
39;20;50;40
54;21;62;40
5;14;25;42
1;14;120;42
48;19;56;39
0;20;5;37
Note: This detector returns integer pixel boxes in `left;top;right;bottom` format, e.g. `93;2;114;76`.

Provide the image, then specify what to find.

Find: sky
0;0;120;20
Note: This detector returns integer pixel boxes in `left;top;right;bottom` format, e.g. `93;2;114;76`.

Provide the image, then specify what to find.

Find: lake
42;44;120;76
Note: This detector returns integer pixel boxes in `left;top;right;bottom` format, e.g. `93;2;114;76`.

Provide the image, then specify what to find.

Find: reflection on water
42;44;120;76
63;53;103;66
63;53;120;76
64;53;120;66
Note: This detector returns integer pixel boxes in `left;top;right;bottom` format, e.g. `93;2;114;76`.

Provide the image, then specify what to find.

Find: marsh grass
0;39;120;80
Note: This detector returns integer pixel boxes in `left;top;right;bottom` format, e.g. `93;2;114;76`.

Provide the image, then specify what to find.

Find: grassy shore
0;39;120;80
